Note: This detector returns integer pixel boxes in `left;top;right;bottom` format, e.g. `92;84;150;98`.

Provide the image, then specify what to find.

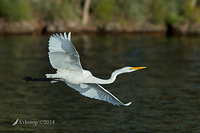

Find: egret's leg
22;77;59;82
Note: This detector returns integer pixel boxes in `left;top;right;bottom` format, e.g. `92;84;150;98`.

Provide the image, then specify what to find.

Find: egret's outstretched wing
66;83;132;106
48;32;82;72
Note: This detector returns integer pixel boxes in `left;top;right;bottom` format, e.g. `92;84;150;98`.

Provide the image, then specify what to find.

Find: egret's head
122;66;147;72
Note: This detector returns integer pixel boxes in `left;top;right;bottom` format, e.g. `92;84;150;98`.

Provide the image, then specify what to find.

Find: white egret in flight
23;32;146;106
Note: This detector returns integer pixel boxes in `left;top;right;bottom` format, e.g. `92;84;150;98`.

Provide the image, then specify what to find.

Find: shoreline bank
1;19;200;36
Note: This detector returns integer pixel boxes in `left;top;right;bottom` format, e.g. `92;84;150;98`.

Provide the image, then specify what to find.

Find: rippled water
0;34;200;132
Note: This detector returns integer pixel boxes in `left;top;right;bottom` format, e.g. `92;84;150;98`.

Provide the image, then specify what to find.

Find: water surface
0;34;200;132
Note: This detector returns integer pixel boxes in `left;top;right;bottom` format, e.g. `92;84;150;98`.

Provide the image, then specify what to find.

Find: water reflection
0;34;200;132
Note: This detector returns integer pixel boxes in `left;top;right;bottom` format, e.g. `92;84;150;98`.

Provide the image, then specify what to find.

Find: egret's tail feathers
45;74;54;78
45;74;58;83
50;80;58;83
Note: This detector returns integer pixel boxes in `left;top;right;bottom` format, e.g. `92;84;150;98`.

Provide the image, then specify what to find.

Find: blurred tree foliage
120;0;150;23
0;0;32;21
31;0;81;21
92;0;116;23
0;0;200;25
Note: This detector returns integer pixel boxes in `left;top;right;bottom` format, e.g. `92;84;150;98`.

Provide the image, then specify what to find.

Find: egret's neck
83;69;126;84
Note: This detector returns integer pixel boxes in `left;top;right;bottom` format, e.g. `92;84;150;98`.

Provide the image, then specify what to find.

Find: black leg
22;77;59;81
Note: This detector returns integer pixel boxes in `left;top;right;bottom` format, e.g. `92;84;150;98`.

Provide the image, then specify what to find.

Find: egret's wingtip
68;32;71;40
124;102;132;106
64;32;67;39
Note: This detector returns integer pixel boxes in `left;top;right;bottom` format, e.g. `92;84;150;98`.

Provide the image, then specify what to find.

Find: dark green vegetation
0;0;200;25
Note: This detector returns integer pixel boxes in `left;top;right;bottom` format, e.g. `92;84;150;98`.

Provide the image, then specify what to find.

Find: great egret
24;32;146;106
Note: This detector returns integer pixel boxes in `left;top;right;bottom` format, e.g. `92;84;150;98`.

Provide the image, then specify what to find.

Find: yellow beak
130;66;147;70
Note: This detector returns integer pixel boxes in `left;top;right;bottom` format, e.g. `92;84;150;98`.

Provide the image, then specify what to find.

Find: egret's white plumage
46;32;146;106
